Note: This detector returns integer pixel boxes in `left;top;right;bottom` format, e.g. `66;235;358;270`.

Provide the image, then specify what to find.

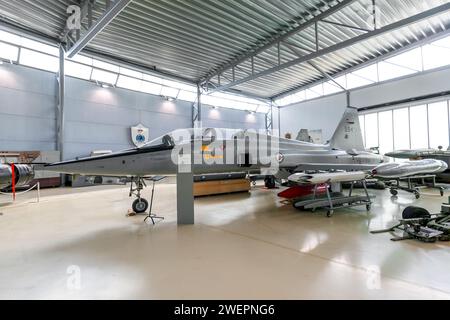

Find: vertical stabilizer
329;108;364;151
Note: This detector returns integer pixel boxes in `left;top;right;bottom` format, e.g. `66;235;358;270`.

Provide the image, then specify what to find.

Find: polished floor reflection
0;182;449;299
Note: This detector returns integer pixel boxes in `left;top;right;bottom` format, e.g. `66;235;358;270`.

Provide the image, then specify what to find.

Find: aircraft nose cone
439;160;448;172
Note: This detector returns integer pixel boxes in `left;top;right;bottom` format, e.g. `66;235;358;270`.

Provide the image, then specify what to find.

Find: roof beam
207;2;450;94
272;26;450;101
66;0;133;58
202;0;356;83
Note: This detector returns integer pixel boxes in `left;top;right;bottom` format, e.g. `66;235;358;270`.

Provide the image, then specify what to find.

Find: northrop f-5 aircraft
42;108;387;213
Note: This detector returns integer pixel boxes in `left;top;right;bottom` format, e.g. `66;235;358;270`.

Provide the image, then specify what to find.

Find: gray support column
57;45;65;161
177;172;194;224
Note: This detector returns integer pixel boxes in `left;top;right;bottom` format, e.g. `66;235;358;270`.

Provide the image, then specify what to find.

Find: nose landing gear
130;177;148;213
129;176;165;224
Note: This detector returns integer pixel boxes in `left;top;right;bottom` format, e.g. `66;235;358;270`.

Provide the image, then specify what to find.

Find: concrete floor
0;182;449;299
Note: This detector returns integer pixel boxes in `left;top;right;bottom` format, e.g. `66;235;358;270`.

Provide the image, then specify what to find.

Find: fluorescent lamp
91;68;118;85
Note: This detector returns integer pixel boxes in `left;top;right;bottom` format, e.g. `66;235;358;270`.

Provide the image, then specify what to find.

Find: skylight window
385;47;422;72
351;64;378;82
305;87;321;100
120;67;142;79
0;42;19;61
245;104;258;112
256;105;270;114
177;90;197;102
93;59;120;73
422;44;450;70
69;54;93;66
19;49;59;72
162;79;196;92
0;30;22;46
378;61;417;82
430;35;450;49
160;86;179;98
346;73;374;89
21;38;58;56
140;81;162;95
292;90;306;102
202;95;220;107
65;61;92;80
323;81;343;95
116;75;142;91
91;68;118;85
143;74;164;84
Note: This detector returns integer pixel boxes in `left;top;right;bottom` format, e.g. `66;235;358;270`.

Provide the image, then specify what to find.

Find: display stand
293;180;372;217
387;174;445;199
143;176;166;224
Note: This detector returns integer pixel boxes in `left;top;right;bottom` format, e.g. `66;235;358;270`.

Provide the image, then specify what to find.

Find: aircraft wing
294;163;378;172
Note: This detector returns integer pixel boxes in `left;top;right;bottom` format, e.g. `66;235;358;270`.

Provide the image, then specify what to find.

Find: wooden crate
194;179;250;197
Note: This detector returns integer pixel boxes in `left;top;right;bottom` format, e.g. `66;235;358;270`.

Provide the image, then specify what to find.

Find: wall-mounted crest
131;124;149;147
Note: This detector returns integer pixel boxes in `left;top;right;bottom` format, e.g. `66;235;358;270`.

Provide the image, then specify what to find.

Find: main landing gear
130;176;148;213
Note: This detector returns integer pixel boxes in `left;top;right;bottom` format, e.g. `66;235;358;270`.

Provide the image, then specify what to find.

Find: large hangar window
359;98;450;155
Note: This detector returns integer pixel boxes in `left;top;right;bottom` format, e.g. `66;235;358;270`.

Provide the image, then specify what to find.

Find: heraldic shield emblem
131;124;149;147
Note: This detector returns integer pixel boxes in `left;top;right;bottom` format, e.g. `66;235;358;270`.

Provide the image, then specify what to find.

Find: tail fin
329;107;364;151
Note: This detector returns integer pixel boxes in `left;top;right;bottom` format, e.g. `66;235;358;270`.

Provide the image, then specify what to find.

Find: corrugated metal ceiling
0;0;449;99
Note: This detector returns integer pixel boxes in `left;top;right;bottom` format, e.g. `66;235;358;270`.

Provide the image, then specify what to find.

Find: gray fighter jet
42;108;387;213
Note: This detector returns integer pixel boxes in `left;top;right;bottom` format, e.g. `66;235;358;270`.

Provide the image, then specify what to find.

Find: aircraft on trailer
40;107;389;213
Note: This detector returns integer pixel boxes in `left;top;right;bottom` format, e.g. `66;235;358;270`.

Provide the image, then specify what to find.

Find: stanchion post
37;182;40;203
11;163;16;202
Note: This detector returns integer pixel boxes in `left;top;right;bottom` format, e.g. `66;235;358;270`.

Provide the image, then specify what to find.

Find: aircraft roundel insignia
136;134;146;143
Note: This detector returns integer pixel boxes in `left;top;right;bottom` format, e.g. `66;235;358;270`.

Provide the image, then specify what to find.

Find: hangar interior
1;0;450;299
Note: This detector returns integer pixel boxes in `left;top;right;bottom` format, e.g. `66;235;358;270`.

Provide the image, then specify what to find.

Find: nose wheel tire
133;198;149;213
264;176;276;189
